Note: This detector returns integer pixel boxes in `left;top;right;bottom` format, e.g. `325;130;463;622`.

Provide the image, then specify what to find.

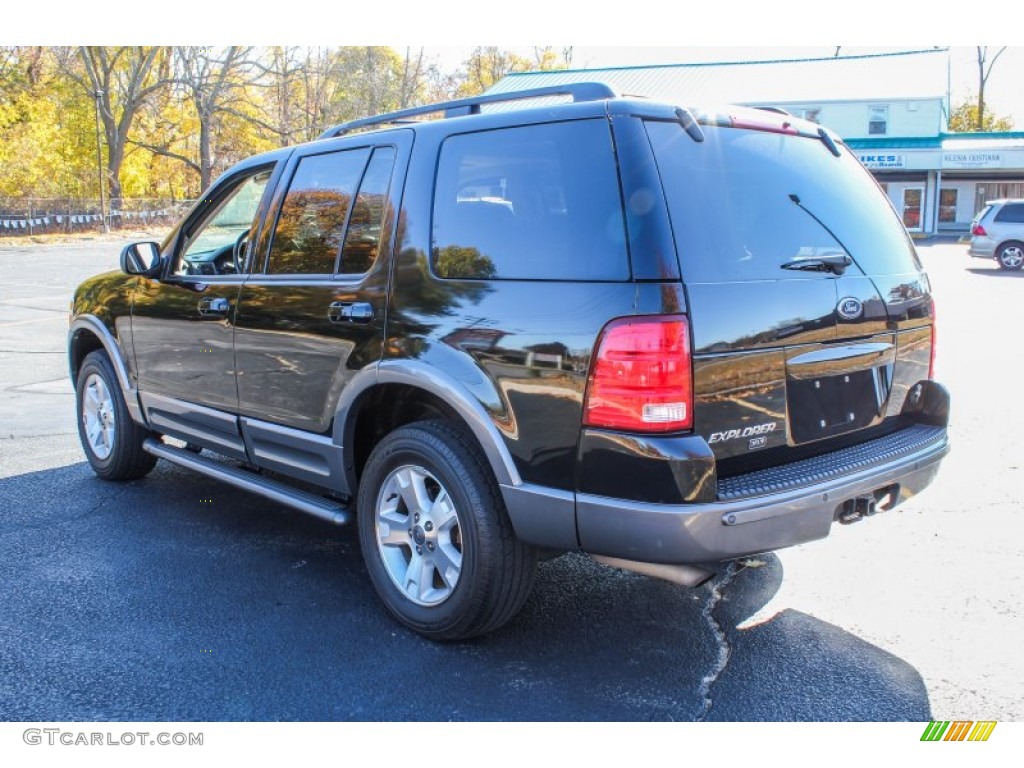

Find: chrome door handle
328;302;374;324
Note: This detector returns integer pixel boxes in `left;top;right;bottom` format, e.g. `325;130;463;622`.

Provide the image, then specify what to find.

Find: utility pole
92;89;109;233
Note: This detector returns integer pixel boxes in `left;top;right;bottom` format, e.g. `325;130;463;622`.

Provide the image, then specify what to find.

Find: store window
939;189;958;224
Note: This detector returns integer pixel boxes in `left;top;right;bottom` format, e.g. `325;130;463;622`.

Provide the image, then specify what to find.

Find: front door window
174;169;272;276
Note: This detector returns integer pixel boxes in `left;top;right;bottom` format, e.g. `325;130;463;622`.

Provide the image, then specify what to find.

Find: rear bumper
968;237;995;258
574;425;949;564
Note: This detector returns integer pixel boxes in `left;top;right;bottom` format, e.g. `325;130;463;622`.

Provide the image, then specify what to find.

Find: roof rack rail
317;82;620;139
753;106;793;116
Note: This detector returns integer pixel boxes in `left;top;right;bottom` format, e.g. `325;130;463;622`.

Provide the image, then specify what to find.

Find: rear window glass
432;120;628;281
994;203;1024;223
645;120;921;282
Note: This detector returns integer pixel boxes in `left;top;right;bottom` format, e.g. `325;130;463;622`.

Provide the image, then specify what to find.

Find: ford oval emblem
837;297;863;321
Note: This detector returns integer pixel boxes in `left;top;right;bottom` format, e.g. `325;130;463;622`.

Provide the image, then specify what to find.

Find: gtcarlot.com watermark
23;728;203;747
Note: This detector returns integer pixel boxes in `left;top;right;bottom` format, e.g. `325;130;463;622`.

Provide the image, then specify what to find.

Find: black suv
69;83;950;640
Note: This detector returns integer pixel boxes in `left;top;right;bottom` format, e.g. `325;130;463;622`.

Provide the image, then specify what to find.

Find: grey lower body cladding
574;422;948;565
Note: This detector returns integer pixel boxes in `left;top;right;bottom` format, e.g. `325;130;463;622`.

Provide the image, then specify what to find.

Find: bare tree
976;46;1007;131
64;46;173;206
175;46;255;189
398;47;426;109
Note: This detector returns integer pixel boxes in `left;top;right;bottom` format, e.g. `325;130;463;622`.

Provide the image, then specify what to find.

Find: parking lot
0;237;1021;721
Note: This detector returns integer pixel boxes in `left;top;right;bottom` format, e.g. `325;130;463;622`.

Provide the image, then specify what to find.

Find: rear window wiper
782;193;855;275
781;252;852;275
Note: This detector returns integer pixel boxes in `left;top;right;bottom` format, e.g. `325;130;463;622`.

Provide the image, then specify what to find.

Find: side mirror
120;241;162;276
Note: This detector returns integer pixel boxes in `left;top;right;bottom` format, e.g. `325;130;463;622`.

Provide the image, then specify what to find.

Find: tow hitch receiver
837;485;899;525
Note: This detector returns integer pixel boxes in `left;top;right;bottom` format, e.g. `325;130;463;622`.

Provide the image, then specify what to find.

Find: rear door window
645;120;922;282
994;203;1024;223
432;120;628;281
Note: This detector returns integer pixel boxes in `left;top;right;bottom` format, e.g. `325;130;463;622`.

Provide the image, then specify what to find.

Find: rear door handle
198;297;230;316
328;302;374;324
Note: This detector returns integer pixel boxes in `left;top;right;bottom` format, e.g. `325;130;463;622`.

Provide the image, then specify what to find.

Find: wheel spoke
432;543;462;589
431;489;458;532
402;551;432;601
397;467;432;516
378;516;410;548
87;420;102;447
94;377;109;406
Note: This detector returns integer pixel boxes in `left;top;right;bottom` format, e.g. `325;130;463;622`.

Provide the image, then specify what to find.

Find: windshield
645;120;922;283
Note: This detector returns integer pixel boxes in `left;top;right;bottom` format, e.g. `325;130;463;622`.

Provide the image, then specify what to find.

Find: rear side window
432;120;628;281
268;148;370;275
645;120;921;282
339;147;396;274
994;203;1024;223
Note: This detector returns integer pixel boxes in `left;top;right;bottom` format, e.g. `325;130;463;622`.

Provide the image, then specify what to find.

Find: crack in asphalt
695;560;737;721
0;482;131;537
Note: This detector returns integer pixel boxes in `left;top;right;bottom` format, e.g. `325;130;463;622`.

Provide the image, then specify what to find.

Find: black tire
75;350;157;481
356;420;537;641
996;241;1024;270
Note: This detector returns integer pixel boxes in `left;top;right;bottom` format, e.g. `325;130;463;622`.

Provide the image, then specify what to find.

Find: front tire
357;420;537;641
997;241;1024;270
75;350;156;480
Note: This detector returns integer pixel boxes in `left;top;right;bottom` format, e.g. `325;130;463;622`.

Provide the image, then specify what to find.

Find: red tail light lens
971;224;987;236
583;315;693;432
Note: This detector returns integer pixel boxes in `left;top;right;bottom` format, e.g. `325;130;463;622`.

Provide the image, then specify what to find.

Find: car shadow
0;461;929;722
965;267;1024;277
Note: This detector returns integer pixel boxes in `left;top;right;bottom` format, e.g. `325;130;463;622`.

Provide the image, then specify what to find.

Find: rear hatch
644;111;934;471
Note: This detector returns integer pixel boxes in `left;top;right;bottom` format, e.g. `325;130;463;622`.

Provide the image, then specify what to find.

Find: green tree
948;96;1013;133
0;47;96;199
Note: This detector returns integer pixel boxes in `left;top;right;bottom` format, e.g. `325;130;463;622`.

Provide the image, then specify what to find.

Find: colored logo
920;721;997;742
837;297;864;321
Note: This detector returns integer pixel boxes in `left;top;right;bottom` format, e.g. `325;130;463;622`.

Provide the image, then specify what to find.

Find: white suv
969;199;1024;270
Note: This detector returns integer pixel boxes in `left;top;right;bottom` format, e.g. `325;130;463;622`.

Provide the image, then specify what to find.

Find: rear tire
997;241;1024;270
357;420;537;641
75;350;156;481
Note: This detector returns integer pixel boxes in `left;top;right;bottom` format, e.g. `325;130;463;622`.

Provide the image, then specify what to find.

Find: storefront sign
943;152;1002;169
858;153;905;169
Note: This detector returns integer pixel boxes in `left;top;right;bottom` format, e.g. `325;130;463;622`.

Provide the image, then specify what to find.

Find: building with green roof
488;50;1024;234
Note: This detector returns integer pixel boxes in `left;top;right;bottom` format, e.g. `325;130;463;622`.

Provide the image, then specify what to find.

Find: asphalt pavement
0;236;1020;721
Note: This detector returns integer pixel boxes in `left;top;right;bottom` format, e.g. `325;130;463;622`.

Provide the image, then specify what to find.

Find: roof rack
317;82;620;139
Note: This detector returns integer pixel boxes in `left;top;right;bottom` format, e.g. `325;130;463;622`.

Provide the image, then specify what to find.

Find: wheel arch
68;315;145;425
334;360;522;494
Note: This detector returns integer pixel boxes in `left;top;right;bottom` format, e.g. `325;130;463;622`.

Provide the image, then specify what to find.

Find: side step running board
143;438;351;525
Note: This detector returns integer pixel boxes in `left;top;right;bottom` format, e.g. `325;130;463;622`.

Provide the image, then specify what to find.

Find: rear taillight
971;223;987;236
583;315;693;432
929;297;938;379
